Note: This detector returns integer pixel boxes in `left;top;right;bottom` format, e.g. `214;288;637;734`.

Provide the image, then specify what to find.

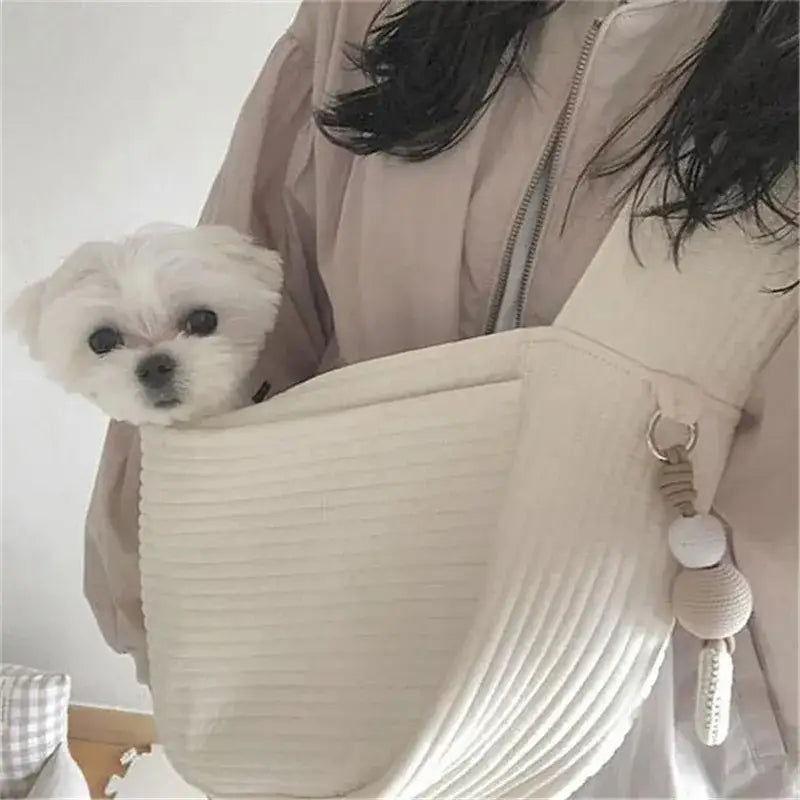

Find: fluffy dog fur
7;224;282;425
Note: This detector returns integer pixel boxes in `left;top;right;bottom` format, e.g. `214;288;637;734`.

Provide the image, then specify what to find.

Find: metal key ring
647;410;698;463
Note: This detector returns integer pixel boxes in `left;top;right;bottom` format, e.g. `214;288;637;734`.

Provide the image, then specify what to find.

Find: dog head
7;224;282;425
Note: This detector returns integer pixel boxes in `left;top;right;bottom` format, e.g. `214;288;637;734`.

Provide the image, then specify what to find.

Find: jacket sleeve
713;320;798;754
84;10;330;684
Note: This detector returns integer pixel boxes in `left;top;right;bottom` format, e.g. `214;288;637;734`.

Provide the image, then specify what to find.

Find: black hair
316;0;798;261
314;1;561;161
587;0;798;266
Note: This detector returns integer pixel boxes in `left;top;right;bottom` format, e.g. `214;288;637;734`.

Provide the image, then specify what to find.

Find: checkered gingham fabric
0;664;70;798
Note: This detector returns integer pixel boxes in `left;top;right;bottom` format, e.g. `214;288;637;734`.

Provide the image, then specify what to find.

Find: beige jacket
85;0;797;758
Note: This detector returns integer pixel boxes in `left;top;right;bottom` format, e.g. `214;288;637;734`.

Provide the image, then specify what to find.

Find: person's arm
84;6;329;683
713;321;798;755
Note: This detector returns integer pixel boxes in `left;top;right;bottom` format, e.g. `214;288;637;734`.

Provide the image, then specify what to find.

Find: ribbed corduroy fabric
138;209;796;799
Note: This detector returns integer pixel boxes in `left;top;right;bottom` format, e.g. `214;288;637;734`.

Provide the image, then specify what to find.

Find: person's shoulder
289;0;386;57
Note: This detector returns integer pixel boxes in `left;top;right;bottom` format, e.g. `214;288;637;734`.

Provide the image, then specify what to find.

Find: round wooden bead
668;514;727;568
672;563;753;639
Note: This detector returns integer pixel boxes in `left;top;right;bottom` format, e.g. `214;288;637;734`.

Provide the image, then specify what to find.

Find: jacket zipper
485;17;604;334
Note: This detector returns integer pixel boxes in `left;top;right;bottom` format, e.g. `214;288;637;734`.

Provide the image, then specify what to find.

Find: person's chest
307;0;720;367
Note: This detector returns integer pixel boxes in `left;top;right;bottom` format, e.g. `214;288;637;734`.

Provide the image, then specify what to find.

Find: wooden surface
69;705;157;746
68;740;130;799
68;705;156;798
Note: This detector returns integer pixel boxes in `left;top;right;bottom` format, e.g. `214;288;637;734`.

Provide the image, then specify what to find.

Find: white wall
2;0;300;711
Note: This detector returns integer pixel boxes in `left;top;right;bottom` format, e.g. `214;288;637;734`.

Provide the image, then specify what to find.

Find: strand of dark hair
317;0;798;276
314;1;561;161
584;0;798;284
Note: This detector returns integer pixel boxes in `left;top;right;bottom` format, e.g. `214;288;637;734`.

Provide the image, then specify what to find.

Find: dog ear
236;237;283;297
134;221;187;238
5;279;46;357
201;225;284;295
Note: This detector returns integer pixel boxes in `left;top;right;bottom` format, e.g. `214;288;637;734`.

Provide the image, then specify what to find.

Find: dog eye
184;309;218;336
88;327;123;355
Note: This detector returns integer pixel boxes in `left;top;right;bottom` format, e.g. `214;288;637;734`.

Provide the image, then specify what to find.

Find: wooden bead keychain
648;411;754;746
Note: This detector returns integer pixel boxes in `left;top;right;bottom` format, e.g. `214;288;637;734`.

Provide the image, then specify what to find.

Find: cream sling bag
138;208;796;799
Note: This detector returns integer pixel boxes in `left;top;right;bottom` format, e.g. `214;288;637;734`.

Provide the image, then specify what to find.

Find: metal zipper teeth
483;123;560;335
483;18;604;335
512;16;603;328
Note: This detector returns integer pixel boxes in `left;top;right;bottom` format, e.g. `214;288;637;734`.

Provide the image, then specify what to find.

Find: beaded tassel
653;438;753;746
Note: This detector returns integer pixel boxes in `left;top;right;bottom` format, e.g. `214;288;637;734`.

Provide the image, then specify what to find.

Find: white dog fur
7;224;282;425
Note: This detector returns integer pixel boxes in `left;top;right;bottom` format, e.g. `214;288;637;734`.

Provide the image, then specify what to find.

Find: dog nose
136;353;176;390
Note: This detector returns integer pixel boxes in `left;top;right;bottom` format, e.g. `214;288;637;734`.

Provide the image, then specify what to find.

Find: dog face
7;225;282;425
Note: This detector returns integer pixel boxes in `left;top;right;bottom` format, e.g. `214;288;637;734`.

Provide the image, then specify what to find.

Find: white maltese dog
7;224;282;425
